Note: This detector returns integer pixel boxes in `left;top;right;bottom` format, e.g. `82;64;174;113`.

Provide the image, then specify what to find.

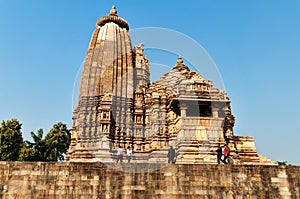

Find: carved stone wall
0;162;299;198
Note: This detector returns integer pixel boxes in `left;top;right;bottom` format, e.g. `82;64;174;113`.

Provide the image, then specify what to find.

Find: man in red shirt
223;144;230;164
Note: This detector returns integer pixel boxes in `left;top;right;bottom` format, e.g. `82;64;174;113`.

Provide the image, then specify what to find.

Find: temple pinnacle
96;5;129;30
109;5;118;16
177;56;183;64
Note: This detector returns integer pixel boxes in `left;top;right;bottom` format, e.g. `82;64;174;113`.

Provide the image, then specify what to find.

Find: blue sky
0;1;299;165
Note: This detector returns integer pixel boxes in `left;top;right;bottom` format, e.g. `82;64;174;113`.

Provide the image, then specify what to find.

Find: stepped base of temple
1;162;298;198
66;139;276;165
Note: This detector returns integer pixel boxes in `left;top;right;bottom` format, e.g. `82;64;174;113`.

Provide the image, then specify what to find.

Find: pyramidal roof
146;57;225;101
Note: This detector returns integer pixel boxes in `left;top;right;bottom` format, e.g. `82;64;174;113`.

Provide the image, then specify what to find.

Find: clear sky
0;0;299;165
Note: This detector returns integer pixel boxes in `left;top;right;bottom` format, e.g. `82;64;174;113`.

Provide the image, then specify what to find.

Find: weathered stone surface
0;162;299;198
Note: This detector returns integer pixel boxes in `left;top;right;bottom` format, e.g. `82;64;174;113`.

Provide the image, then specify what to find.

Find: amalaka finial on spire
177;56;183;64
109;5;118;16
96;5;129;30
173;55;189;70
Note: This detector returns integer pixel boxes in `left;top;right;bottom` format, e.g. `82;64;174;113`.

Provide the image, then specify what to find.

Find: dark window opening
186;102;212;117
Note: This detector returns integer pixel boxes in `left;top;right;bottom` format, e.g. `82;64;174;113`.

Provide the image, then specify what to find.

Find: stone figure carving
102;93;112;101
167;110;177;121
145;115;150;124
225;129;233;138
169;125;176;133
136;129;142;137
103;125;108;133
126;128;131;137
135;43;144;55
101;136;109;149
102;111;109;119
136;115;142;124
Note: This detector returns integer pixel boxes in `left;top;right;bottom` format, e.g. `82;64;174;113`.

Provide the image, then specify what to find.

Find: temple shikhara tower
66;6;273;165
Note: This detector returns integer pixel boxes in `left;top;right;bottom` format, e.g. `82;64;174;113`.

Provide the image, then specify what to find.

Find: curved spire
96;5;129;30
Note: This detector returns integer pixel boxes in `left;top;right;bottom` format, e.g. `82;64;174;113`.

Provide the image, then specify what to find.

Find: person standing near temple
216;143;222;164
109;141;113;152
116;145;123;163
126;146;132;164
167;146;175;164
223;144;231;164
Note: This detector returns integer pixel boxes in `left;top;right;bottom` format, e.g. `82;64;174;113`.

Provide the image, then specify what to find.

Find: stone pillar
212;106;219;118
180;104;187;118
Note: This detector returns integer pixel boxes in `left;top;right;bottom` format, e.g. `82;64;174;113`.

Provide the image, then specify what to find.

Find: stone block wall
0;162;299;198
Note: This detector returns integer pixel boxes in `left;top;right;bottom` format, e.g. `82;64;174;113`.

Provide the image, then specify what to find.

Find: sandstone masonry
0;162;299;198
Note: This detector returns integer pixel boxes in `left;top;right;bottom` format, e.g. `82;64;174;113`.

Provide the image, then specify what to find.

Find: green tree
276;161;292;166
45;122;71;161
28;129;47;161
28;123;71;161
18;142;36;161
0;119;70;162
0;119;24;161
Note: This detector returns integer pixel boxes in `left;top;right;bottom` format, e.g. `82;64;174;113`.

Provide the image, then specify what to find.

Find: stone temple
3;6;300;199
66;6;273;165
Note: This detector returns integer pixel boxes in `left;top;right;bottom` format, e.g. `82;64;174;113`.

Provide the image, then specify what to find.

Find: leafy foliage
28;129;47;161
0;119;71;162
276;161;292;166
18;143;36;161
0;119;24;161
45;122;71;161
28;122;71;161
